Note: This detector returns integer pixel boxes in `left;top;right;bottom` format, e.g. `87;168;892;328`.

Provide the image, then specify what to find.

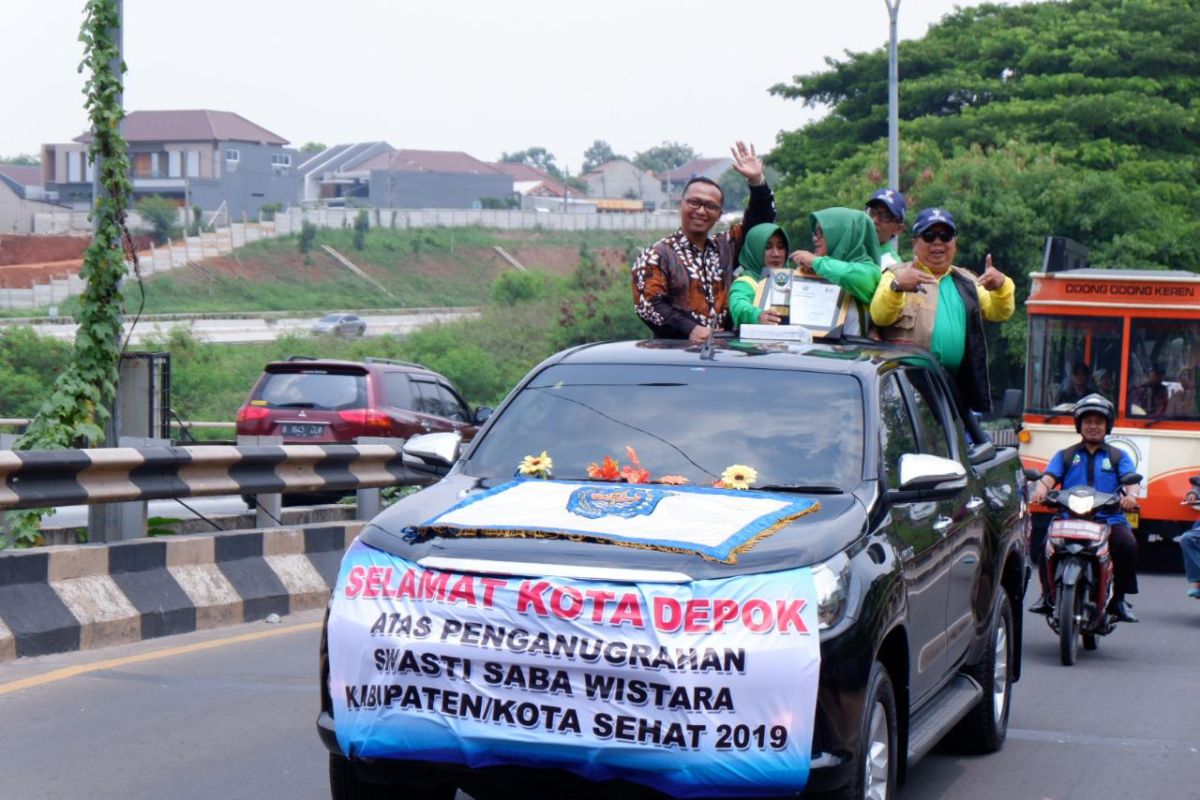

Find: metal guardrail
0;443;406;511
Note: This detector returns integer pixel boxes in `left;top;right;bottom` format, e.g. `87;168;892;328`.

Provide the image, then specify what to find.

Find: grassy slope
94;227;660;315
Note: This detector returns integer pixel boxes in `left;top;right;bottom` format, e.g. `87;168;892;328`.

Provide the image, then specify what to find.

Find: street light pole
885;0;901;190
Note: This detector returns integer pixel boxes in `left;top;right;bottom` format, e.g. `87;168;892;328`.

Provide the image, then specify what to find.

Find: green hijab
809;208;882;266
738;223;791;278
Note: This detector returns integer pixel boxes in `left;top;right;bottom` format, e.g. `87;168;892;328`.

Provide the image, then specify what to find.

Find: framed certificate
756;268;856;335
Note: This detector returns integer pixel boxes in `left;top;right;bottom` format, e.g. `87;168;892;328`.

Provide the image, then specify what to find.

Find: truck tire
953;592;1013;753
820;660;897;800
329;753;454;800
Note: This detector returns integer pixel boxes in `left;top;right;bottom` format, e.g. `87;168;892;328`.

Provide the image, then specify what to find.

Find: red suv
235;356;485;443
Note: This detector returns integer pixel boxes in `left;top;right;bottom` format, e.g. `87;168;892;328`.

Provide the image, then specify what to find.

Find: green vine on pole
1;0;136;548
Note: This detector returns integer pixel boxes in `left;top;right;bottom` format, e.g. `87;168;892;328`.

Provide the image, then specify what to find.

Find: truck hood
360;475;870;580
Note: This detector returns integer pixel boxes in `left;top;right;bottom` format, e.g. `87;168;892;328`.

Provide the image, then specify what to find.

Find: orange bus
1020;267;1200;547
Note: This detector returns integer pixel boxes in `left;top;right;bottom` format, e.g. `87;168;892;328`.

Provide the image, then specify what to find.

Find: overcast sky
3;0;1026;170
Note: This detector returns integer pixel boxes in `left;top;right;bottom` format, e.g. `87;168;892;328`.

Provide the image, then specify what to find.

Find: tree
767;0;1200;395
633;141;697;175
300;142;326;154
135;195;180;245
0;154;40;166
501;147;564;180
581;140;622;173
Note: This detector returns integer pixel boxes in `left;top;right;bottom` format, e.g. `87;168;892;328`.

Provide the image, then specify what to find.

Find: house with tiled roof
41;109;300;217
490;162;566;199
0;164;63;233
662;157;734;203
356;149;513;209
580;159;666;210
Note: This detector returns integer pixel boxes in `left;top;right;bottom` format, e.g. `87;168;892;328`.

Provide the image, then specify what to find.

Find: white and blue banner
413;480;821;564
327;541;822;798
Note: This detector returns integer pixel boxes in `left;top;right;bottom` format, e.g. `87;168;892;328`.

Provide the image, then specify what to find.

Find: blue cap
867;188;906;220
912;207;957;236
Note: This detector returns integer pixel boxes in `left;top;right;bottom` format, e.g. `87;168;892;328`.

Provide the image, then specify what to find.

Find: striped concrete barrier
0;443;406;511
0;522;363;663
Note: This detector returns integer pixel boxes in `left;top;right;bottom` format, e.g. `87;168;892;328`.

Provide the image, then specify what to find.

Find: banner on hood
411;480;821;564
327;541;822;799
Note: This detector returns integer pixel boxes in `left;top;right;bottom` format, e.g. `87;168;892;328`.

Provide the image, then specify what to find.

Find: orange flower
587;456;621;481
658;475;689;485
621;465;651;484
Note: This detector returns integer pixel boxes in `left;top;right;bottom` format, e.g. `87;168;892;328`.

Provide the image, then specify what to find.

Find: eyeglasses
919;230;956;243
868;206;900;224
684;197;723;214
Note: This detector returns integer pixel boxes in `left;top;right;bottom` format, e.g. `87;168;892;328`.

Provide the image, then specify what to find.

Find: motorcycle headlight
811;552;852;631
1067;493;1095;516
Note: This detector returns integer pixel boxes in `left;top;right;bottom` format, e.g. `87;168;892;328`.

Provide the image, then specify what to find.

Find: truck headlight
811;552;852;631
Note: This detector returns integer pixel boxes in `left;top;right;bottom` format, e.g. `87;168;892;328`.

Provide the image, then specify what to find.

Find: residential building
580;159;666;209
662;157;734;204
0;165;62;233
296;142;395;205
41;109;300;218
354;149;513;209
490;161;566;207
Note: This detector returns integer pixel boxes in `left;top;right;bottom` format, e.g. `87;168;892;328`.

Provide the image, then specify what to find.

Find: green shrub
353;209;369;251
299;220;317;254
260;202;282;222
135;195;181;245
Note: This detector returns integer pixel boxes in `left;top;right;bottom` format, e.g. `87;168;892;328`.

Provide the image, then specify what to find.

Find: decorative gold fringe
420;501;822;566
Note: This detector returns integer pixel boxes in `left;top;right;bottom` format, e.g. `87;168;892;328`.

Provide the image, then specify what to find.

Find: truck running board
906;674;983;764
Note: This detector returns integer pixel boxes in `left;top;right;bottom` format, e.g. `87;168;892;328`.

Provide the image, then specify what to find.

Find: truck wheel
826;661;897;800
329;753;454;800
953;592;1013;753
1058;581;1082;666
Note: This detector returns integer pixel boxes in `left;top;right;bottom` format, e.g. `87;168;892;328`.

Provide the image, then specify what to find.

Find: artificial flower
658;475;689;485
620;445;652;483
518;451;553;479
587;456;621;481
717;464;758;490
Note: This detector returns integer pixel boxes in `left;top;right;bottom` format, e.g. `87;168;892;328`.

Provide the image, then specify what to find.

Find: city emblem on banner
567;485;668;520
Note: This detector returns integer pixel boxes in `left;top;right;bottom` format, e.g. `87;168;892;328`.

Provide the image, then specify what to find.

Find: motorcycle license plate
1127;511;1139;529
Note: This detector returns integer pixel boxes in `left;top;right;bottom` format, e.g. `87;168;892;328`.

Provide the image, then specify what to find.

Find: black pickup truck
318;337;1030;800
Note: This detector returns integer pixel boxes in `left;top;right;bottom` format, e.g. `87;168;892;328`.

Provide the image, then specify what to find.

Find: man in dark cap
866;188;907;269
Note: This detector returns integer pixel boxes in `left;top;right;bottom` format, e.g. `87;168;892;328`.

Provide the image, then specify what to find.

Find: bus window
1127;319;1200;419
1027;315;1123;412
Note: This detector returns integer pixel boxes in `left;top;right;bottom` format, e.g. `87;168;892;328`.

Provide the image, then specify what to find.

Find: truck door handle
933;516;953;535
966;496;984;513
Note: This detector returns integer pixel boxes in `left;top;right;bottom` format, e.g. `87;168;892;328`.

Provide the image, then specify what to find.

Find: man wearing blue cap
866;188;907;269
870;207;1014;415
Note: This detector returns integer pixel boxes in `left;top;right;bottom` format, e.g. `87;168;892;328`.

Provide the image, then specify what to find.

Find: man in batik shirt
631;142;775;342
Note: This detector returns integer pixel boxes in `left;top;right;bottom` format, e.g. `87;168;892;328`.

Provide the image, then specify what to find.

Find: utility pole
885;0;901;190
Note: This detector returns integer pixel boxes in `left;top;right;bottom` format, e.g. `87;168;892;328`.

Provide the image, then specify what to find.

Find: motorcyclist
1029;393;1141;622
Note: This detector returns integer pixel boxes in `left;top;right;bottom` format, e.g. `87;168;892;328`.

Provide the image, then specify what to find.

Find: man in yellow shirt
870;207;1015;417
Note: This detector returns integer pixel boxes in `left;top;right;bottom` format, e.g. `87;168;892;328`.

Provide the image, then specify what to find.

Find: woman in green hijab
790;207;884;333
728;222;790;327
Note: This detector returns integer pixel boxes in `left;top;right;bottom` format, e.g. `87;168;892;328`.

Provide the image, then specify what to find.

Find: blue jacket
1045;441;1136;526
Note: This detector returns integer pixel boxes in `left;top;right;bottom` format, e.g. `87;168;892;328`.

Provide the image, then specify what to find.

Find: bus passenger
1131;365;1168;416
729;223;790;327
1094;368;1115;399
1056;361;1095;405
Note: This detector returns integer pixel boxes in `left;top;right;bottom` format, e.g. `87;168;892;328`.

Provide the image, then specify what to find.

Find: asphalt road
1;574;1197;800
22;309;479;345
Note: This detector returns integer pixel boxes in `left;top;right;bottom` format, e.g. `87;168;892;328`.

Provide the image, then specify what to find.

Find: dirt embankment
0;234;153;288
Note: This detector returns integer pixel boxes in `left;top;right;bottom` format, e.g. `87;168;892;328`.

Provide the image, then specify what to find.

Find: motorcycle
1027;469;1142;665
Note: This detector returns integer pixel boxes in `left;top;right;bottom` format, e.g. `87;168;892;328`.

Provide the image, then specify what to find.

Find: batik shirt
630;183;775;339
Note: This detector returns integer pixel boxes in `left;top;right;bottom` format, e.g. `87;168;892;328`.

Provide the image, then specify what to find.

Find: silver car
311;313;366;337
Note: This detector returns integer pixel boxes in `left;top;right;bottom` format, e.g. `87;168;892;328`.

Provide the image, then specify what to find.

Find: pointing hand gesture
729;141;764;186
978;253;1006;291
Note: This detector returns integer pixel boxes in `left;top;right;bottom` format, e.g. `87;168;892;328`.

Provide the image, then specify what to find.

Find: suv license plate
281;423;323;437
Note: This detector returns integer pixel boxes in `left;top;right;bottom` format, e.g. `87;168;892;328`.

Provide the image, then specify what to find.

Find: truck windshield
1027;315;1123;412
1127;319;1200;419
465;364;864;490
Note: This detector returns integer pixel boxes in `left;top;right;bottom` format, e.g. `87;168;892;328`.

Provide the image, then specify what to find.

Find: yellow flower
718;464;758;490
518;451;553;478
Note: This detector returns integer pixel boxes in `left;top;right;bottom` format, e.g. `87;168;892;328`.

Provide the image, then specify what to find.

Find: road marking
0;620;321;696
1009;728;1200;752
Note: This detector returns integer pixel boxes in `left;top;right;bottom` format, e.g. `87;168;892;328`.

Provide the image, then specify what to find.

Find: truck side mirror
1002;388;1024;419
403;432;462;477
